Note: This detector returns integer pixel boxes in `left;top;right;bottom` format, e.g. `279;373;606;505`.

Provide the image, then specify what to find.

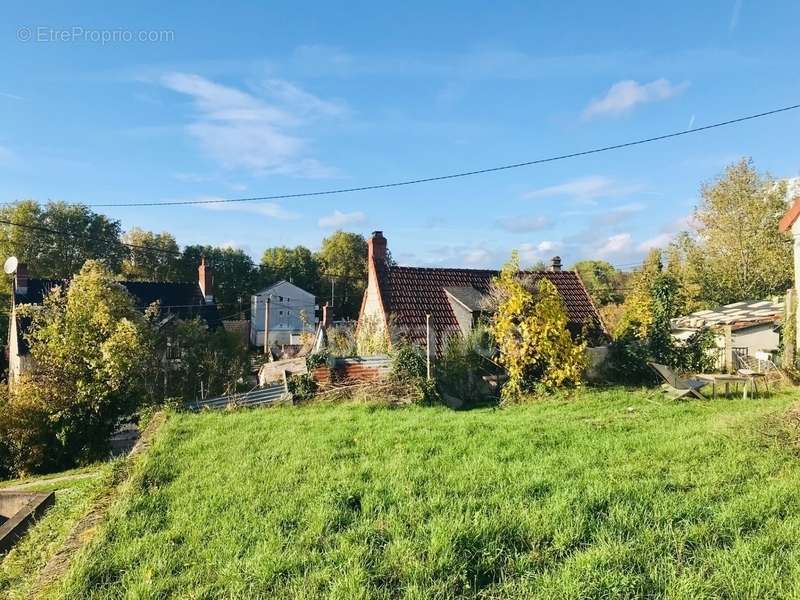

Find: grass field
0;463;111;600
50;388;800;599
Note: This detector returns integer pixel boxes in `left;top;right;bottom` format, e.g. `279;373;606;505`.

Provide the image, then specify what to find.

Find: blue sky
1;1;799;269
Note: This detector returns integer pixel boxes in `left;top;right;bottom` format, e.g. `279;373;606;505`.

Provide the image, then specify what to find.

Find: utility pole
426;313;432;380
330;278;335;308
263;295;271;356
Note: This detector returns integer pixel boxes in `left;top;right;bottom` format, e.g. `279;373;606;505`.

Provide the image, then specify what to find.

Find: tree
685;158;792;305
39;202;126;276
571;260;625;306
178;245;259;316
147;316;248;402
260;245;320;291
608;268;715;384
316;231;368;319
489;252;586;402
0;200;125;279
121;228;181;281
2;261;150;473
616;249;664;339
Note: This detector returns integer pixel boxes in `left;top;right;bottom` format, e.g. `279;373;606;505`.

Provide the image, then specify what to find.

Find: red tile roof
376;265;606;351
779;197;800;233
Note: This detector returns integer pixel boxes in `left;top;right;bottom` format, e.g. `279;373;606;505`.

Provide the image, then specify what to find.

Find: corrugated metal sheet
187;382;287;411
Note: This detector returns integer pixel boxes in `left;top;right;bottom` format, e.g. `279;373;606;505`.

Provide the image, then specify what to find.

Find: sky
1;1;800;270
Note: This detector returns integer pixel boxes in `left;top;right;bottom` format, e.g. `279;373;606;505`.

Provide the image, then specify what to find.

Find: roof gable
377;266;605;350
13;278;222;356
779;197;800;232
255;280;315;300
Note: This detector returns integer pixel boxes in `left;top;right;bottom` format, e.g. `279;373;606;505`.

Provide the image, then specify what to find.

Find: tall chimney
549;256;562;272
198;257;214;302
368;231;387;268
15;263;28;296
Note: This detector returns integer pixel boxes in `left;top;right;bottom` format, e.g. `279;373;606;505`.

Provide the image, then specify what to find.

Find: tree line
570;158;793;335
0;200;371;321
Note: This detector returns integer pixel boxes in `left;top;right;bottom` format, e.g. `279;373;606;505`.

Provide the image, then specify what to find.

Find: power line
80;102;800;208
0;217;370;284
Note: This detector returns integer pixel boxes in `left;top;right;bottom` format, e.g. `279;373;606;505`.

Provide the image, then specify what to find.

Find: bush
437;327;496;404
390;343;439;404
287;373;317;402
489;253;587;402
607;274;716;384
327;324;359;357
390;343;427;382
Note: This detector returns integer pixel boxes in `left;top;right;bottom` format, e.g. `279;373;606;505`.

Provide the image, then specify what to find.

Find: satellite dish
4;256;18;275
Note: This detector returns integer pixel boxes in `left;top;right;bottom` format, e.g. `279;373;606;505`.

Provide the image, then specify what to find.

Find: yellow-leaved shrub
490;253;586;402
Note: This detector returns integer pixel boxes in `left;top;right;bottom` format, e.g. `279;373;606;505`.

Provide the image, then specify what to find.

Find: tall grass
53;389;800;599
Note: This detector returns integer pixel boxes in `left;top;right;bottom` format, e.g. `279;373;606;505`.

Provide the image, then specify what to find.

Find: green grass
53;388;800;599
0;463;112;600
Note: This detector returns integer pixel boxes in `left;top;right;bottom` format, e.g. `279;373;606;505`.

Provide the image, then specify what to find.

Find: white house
780;197;800;351
250;280;316;348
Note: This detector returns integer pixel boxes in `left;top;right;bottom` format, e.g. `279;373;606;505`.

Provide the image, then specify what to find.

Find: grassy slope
0;463;111;600
55;389;800;599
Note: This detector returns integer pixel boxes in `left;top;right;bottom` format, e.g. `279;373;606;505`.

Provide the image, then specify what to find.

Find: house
779;196;800;351
671;300;783;366
250;280;316;348
357;231;606;355
8;258;222;385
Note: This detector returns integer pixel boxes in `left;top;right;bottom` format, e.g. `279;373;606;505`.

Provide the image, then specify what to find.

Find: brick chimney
198;257;213;302
368;231;387;268
15;263;28;296
549;256;562;272
322;303;333;329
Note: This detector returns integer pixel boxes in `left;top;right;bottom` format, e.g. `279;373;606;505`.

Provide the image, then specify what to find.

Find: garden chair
737;352;786;383
647;362;707;400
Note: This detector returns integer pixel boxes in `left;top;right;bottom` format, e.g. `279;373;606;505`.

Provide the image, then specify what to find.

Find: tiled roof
14;278;221;355
377;266;605;351
779;197;800;232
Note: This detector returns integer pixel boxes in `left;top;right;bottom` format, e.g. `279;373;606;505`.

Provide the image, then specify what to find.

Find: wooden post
263;295;271;356
426;313;432;380
723;324;733;373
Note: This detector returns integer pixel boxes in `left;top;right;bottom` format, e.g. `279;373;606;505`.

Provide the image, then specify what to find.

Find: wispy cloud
519;240;561;264
318;210;367;228
0;92;23;101
729;0;743;32
637;213;696;252
582;79;689;119
194;197;299;220
495;215;550;233
591;202;646;226
596;233;633;258
160;73;343;177
524;176;642;202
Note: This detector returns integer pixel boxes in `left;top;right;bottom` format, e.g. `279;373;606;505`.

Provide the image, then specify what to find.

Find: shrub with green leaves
609;269;715;384
390;343;438;404
3;261;151;474
287;373;317;402
436;326;496;404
